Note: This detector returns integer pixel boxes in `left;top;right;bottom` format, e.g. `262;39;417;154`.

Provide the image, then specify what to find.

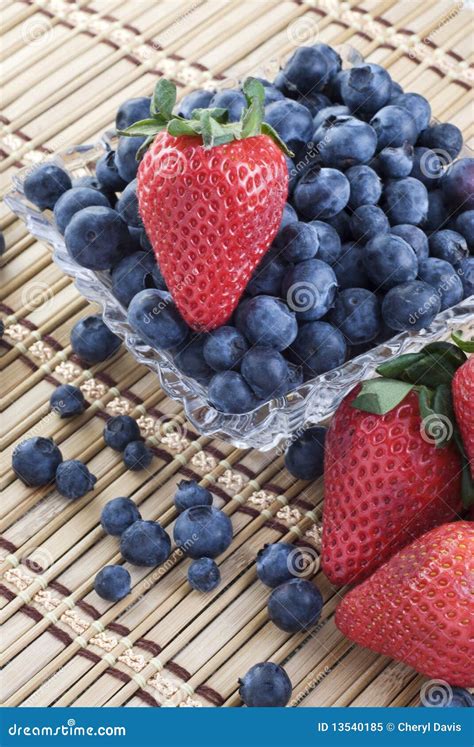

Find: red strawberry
335;522;473;686
120;78;289;331
452;352;474;478
322;385;462;586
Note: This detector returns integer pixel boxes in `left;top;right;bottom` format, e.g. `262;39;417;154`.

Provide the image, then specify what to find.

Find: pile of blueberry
22;43;473;415
94;480;232;601
103;414;153;471
12;436;96;500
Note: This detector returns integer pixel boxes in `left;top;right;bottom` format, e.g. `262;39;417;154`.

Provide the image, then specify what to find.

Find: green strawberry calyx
351;334;474;507
117;78;293;158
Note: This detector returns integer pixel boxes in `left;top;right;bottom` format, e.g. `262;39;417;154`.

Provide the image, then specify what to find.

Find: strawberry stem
117;77;293;157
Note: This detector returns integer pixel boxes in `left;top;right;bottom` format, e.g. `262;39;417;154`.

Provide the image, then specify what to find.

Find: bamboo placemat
1;0;473;709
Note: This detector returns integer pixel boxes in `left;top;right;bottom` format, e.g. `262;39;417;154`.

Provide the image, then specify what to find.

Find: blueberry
235;295;297;350
94;565;131;602
429;229;469;266
96;150;128;192
273;221;319;262
115;136;145;182
50;384;86;417
275;44;341;96
53;187;110;234
65;206;129;270
293;167;350;220
101;497;141;536
23;163;72;210
340;63;392;117
332;242;371;290
422;189;449;233
391;224;429;261
187;557;220;592
256;543;301;588
246;254;287;297
279;202;298;230
313;104;350;132
442;687;474;708
456;257;474;298
174;480;213;513
290;321;347;378
410;146;444;189
329;288;382;344
239;662;292;707
209;89;246;122
326;210;352;241
389;80;404;99
112;252;164;307
55;460;96;499
382;177;428;226
284;426;326;481
453;210;474;250
173;505;233;559
71;315;121;364
121;519;171;566
116;96;151;131
123;440;153;471
296;91;331;116
382;281;441;331
0;231;5;254
104;415;140;451
264;99;313;157
253;78;285;106
316;116;377;169
418;122;463;160
241;346;291;400
370;106;418;150
73;174;116;205
440;157;474;210
208;371;258;413
282;258;338;321
128;289;189;350
12;437;62;486
140;228;153;252
308;221;341;265
390;92;431;133
174;335;213;383
177;89;214;118
363;234;418;290
268;578;323;632
349;205;390;242
378;142;414;178
418;258;464;311
116;179;141;227
202;326;248;371
345;165;382;210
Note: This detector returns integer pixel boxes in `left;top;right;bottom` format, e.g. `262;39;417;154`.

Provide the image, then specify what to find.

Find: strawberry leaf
167;119;200;137
118;118;167;137
452;331;474;353
376;352;425;379
151;79;176;120
241;77;265;139
261;122;294;157
423;340;467;367
351;378;414;415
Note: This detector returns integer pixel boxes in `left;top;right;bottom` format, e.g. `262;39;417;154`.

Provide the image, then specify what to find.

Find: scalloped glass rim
5;50;474;450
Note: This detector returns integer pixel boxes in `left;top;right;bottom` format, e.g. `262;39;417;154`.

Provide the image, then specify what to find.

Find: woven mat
1;0;473;709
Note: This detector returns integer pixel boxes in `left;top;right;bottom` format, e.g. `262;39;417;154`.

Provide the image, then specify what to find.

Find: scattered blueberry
24;163;72;210
120;519;171;566
173;505;233;559
293;167;350;220
440;157;474;211
174;480;213;513
418;122;463;160
104;415;140;451
345;165;381;210
94;565;131;602
55;460;96;499
284;426;327;481
370;106;418;150
382;280;441;332
12;437;62;487
429;229;469;266
208;370;258;413
390;224;429;261
256;542;303;588
290;321;347;379
308;221;342;265
268;578;323;632
115;136;145;182
363;234;418;290
235;295;297;351
116;96;151;131
65;206;128;270
329;288;382;344
316;116;377;169
95;150;127;192
112;251;165;307
187;557;220;592
378;142;414;178
209;89;246;122
382;177;428;226
128;289;189;350
418;258;464;311
241;346;291;399
50;384;86;417
281;258;338;321
340;63;392;117
70;315;121;364
239;662;292;707
123;440;153;471
349;204;390;242
53;187;110;234
177;89;214;118
101;497;141;536
0;231;5;254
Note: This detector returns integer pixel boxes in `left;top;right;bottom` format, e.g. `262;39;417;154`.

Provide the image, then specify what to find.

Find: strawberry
335;522;473;686
119;79;289;331
321;341;471;587
451;333;474;479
